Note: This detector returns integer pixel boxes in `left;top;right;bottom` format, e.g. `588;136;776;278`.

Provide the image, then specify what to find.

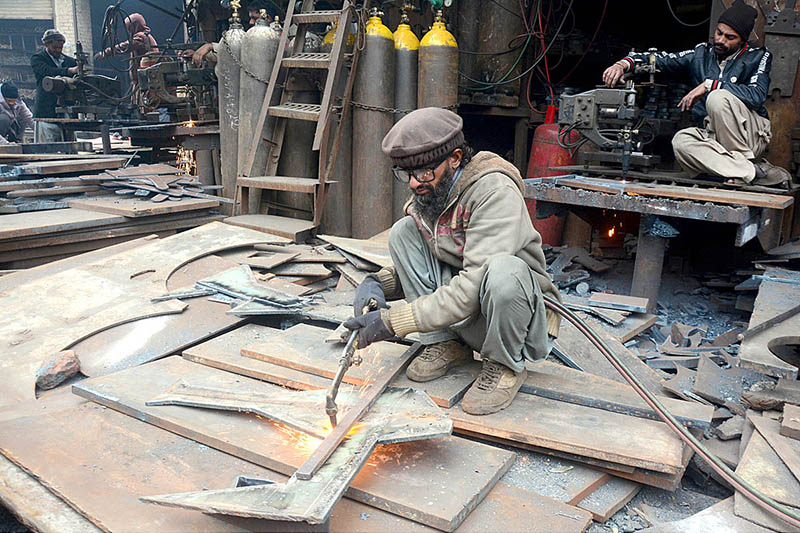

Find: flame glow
272;421;323;456
259;417;368;457
608;227;616;238
177;146;195;175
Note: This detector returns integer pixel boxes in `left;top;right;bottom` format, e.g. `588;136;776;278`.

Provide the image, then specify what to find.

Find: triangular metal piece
142;385;451;524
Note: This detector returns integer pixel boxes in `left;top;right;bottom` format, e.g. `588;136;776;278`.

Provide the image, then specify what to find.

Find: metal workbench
525;174;798;311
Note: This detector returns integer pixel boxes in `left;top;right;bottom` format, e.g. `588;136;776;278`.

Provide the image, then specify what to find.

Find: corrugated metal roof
0;0;53;20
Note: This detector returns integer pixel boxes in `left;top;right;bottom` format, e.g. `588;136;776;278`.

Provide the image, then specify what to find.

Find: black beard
713;42;732;58
412;166;456;222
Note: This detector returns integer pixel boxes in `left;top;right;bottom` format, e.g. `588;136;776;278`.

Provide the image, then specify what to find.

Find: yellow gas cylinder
418;9;457;109
352;8;395;237
391;6;419;220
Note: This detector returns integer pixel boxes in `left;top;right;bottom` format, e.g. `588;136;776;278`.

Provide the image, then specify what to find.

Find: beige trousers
672;90;771;183
388;216;552;373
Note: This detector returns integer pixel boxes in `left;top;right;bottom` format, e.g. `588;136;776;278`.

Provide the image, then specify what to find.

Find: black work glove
353;276;387;316
343;310;393;348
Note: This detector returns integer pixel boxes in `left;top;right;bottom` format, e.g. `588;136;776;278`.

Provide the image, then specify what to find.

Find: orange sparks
346;423;366;437
608;227;616;238
273;422;322;455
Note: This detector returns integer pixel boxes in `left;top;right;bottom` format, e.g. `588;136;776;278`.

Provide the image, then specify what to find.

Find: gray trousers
389;216;551;373
672;90;771;183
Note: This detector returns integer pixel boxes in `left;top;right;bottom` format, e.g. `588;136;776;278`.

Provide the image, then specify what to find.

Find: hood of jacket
406;151;523;221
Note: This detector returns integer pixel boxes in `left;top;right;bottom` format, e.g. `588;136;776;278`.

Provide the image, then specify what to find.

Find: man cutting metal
602;0;790;188
342;107;562;416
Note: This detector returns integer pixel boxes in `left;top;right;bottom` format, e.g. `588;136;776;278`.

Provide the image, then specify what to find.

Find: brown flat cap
381;107;464;168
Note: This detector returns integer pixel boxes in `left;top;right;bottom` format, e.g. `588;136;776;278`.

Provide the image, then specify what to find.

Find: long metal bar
739;302;800;340
294;342;421;480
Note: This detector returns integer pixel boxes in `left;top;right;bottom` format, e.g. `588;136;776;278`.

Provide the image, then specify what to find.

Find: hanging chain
221;33;272;84
350;100;458;113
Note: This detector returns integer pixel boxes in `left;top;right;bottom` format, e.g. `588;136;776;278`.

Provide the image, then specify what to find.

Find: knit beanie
718;0;757;41
1;82;18;100
381;107;464;169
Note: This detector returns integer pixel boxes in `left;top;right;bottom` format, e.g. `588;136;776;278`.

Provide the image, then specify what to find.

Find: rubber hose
543;295;800;529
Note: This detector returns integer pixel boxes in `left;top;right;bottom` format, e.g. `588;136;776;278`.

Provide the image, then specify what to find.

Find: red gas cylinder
526;123;578;179
526;108;579;246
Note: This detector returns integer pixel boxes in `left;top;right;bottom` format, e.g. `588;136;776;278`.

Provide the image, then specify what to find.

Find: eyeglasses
392;153;450;183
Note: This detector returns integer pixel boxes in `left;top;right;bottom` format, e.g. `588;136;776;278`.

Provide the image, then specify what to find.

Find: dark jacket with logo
30;49;78;118
623;42;771;125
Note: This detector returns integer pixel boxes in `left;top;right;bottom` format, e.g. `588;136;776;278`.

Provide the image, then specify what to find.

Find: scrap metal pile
0;221;797;531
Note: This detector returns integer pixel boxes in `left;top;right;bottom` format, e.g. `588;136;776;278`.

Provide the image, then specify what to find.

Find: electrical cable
459;0;573;91
665;0;710;27
543;295;800;530
458;43;526;56
536;1;554;103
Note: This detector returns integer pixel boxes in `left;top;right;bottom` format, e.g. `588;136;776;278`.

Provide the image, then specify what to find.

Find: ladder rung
268;103;321;121
292;10;341;24
237;176;320;193
282;52;331;69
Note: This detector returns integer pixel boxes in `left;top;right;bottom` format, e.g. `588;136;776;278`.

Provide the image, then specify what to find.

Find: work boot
406;340;473;382
752;160;791;187
460;359;526;415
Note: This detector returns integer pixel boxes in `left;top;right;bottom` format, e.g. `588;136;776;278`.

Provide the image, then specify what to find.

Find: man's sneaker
406;340;473;382
460;360;526;415
753;160;791;187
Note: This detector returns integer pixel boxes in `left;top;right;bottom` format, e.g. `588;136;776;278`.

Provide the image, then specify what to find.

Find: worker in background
603;0;790;188
0;82;34;144
94;13;159;98
343;108;562;416
30;29;79;143
189;1;272;67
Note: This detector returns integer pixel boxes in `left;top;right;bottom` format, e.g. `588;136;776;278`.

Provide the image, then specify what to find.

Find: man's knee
483;255;530;304
672;130;690;157
672;127;701;158
388;216;418;253
705;89;737;119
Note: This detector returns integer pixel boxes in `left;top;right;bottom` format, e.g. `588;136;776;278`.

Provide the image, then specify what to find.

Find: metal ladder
231;0;362;241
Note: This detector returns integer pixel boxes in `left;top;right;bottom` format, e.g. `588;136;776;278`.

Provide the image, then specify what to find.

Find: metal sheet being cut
141;383;452;524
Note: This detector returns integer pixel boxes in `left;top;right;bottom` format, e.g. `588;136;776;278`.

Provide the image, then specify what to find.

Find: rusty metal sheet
143;384;452;525
72;357;516;531
0;222;290;406
0;402;280;532
184;323;479;408
739;268;800;379
76;255;245;377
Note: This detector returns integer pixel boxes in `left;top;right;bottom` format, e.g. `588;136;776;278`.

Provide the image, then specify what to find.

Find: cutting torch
325;298;378;427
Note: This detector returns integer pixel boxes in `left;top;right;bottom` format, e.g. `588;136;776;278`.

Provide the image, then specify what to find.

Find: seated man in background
602;0;791;187
0;82;34;144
